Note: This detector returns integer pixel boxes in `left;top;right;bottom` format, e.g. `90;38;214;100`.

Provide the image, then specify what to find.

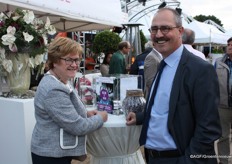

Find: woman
31;37;108;164
100;52;112;76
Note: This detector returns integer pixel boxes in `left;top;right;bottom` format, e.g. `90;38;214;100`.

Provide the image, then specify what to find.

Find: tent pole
209;29;212;54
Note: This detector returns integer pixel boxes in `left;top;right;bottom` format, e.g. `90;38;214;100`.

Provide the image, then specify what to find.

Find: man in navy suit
126;7;221;164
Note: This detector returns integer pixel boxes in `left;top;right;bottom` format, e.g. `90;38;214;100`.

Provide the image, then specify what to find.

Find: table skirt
87;126;145;164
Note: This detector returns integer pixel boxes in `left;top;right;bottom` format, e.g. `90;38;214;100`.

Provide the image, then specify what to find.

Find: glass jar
122;89;146;117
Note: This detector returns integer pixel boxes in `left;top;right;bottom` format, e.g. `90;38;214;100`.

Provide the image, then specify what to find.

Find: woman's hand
87;110;98;117
87;110;108;122
97;111;108;122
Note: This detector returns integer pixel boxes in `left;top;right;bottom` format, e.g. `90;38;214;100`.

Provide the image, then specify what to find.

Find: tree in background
93;30;122;54
194;15;223;27
140;30;148;52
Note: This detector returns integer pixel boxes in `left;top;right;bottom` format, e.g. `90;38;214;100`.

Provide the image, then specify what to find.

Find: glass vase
6;52;31;94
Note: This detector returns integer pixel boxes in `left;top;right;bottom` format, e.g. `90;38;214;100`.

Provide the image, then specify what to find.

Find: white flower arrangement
0;8;56;73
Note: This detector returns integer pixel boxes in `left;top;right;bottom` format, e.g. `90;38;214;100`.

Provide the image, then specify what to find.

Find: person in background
144;45;162;99
109;41;131;74
130;41;154;90
182;28;206;60
100;52;113;76
31;37;108;164
85;52;97;70
215;37;232;164
85;40;98;71
126;7;221;164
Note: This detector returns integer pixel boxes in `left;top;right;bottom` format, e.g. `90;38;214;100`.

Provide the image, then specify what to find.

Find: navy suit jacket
137;47;221;164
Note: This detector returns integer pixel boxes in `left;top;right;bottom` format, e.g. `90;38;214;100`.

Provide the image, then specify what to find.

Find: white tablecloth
86;111;145;164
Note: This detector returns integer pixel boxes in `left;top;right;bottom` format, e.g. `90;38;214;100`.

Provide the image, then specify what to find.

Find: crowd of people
30;6;232;164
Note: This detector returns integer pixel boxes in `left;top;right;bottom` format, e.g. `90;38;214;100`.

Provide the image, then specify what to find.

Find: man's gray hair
182;28;195;45
156;8;182;27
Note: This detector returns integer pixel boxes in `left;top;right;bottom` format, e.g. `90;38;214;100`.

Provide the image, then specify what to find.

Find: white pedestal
0;97;35;164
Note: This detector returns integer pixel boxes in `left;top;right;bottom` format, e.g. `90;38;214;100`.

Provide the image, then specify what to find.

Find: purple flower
0;21;4;27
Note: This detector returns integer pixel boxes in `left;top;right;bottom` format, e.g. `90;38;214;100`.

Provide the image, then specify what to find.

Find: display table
87;112;145;164
0;98;144;164
0;97;35;164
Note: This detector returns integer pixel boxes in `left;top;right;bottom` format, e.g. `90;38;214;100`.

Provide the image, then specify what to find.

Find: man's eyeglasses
60;58;81;65
149;26;180;34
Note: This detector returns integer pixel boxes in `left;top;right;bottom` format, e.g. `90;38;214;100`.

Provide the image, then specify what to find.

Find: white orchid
7;26;16;35
22;10;35;24
0;11;12;20
12;15;21;21
0;47;12;72
34;54;44;66
0;12;7;20
47;25;57;35
42;34;48;45
8;43;18;52
29;54;45;68
28;57;35;68
2;59;13;73
0;47;5;58
45;17;57;35
1;26;17;52
23;32;34;42
1;34;16;46
1;26;16;46
33;18;44;30
44;17;51;30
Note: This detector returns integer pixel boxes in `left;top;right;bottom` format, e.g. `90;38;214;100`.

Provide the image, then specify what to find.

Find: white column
0;97;35;164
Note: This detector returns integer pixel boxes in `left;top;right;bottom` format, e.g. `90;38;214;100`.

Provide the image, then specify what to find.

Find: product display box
94;74;142;114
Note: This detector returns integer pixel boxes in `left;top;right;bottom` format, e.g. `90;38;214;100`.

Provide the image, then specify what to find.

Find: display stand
0;97;35;164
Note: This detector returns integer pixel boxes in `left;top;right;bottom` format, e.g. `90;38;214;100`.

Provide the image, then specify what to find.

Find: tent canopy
225;30;232;37
184;20;230;45
0;0;127;32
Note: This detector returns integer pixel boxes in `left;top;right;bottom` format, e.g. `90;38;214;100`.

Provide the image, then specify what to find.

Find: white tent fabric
0;0;128;32
225;30;232;37
184;20;230;45
125;0;180;37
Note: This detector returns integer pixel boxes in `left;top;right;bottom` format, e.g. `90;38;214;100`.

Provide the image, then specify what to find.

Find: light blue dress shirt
145;45;183;151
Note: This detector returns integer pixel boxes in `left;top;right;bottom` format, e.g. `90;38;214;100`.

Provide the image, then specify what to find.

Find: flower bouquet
0;8;56;95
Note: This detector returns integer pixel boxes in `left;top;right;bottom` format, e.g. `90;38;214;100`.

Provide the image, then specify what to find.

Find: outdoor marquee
0;0;128;32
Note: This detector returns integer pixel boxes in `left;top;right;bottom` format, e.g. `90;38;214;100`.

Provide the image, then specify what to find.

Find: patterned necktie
139;59;166;145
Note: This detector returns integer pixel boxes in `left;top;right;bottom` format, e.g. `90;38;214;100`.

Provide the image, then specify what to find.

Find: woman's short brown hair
47;37;82;69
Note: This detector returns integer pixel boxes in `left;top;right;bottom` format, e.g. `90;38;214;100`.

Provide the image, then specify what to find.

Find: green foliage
212;47;224;54
194;15;223;27
93;30;122;54
140;30;148;52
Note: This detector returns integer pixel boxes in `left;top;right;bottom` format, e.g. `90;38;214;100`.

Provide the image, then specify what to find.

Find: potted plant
93;30;122;60
0;8;56;94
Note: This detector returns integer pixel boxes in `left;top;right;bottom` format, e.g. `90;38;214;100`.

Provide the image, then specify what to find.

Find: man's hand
126;112;136;125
